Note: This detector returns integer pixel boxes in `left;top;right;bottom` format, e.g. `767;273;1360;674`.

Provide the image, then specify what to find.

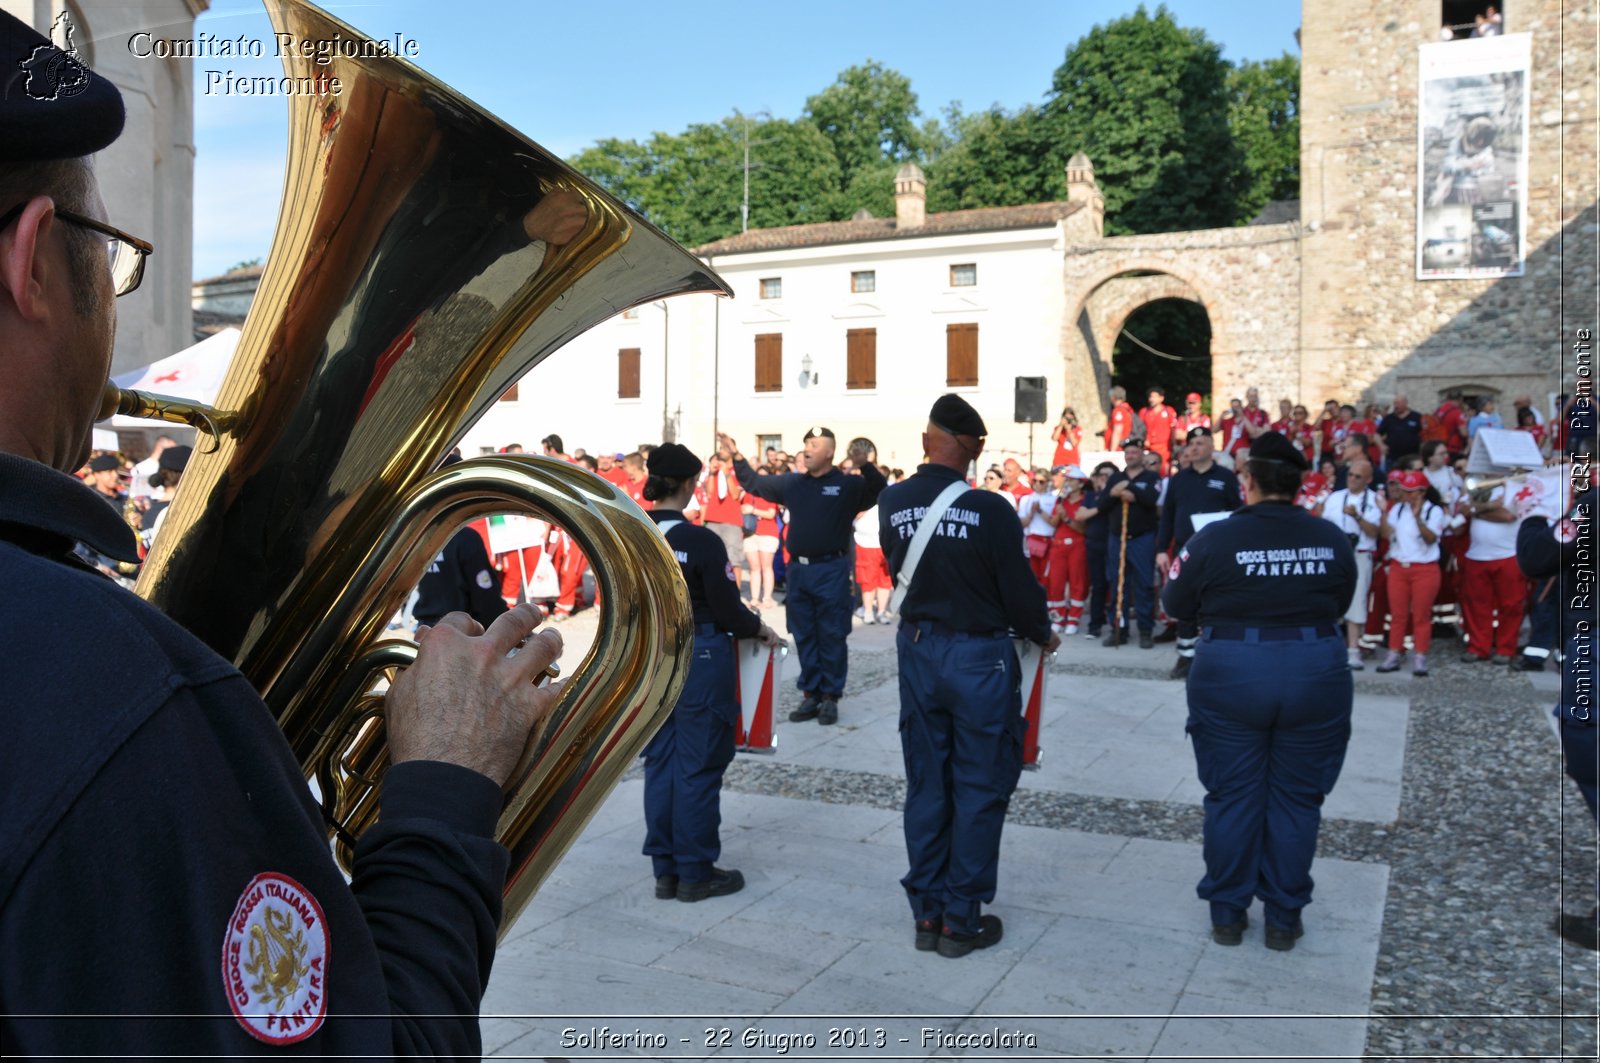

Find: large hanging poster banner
1417;33;1530;279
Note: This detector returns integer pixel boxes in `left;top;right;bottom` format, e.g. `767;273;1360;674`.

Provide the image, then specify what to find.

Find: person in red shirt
1218;394;1268;463
1174;392;1211;438
699;453;747;589
1051;406;1083;468
1286;405;1317;464
1044;465;1091;633
744;469;782;609
1001;457;1033;507
1434;399;1467;454
621;451;651;510
1270;398;1294;434
596;451;631;489
1139;387;1179;474
1104;386;1136;450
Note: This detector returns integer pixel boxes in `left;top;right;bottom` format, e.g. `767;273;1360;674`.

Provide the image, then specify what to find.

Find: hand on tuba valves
387;603;564;788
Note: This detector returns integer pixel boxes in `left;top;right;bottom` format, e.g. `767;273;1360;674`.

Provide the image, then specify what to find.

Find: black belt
794;550;846;565
900;619;1006;642
1205;624;1339;642
694;622;726;637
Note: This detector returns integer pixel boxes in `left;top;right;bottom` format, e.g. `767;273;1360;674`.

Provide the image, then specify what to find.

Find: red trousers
497;546;542;604
1045;537;1088;627
1027;535;1053;585
1387;561;1442;653
1460;555;1527;658
551;532;590;615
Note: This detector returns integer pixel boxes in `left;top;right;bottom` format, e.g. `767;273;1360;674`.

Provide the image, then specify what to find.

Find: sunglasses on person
0;203;153;297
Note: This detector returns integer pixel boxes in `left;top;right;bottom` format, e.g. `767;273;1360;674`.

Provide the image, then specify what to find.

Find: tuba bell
104;0;727;935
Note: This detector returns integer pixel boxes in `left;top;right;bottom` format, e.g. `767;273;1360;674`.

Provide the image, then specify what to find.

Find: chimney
1063;151;1104;239
894;161;926;229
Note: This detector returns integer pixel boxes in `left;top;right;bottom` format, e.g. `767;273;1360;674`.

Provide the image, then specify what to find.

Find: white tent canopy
107;327;239;428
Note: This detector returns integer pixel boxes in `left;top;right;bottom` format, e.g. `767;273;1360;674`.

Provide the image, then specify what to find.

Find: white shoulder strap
655;519;684;536
890;480;972;613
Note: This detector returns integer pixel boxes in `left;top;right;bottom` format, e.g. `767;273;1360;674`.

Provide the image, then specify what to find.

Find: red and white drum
734;638;788;754
1014;639;1052;770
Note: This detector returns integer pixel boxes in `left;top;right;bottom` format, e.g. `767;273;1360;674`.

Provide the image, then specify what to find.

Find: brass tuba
102;0;727;935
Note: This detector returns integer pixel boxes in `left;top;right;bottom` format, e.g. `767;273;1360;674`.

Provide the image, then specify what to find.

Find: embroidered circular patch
222;872;329;1044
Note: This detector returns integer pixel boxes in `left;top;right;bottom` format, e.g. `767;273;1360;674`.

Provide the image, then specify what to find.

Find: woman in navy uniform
1162;432;1358;951
641;443;781;902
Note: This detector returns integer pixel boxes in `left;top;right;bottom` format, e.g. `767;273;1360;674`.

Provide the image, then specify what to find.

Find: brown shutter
617;348;641;399
846;328;876;390
754;333;783;392
499;382;519;402
946;323;978;387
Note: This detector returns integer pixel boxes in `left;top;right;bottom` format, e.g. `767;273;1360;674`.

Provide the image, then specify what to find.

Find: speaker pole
1029;423;1035;471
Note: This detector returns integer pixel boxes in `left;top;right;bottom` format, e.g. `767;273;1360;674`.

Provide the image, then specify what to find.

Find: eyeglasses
0;203;153;297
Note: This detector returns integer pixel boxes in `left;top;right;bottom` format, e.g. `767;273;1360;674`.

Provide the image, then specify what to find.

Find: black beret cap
0;10;125;162
646;442;701;479
1248;430;1310;471
1185;426;1212;442
929;394;987;438
157;444;192;472
802;425;835;443
87;453;119;472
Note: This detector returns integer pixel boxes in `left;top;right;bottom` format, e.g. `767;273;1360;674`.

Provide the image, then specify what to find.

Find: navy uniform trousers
897;623;1025;936
1185;628;1352;929
642;627;737;883
786;554;852;697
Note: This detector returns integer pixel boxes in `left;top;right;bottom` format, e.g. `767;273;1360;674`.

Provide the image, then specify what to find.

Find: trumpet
1464;470;1527;503
106;0;729;936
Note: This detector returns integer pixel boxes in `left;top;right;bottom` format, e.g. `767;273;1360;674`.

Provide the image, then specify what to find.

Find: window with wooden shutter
754;333;783;393
617;347;641;399
946;323;978;387
846;328;876;390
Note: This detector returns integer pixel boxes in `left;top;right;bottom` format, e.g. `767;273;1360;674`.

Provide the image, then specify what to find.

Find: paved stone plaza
478;611;1598;1061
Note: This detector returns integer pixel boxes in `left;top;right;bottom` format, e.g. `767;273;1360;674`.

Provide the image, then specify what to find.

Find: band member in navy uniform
642;444;781;902
1516;438;1598;949
413;452;510;629
1105;437;1163;647
878;395;1059;958
1162;432;1358;951
1155;427;1242;678
720;428;885;725
0;12;562;1051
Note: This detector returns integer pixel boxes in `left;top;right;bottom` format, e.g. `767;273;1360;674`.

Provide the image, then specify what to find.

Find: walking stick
1113;497;1129;648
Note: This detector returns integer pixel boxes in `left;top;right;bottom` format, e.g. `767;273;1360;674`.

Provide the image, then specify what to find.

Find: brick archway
1057;223;1301;435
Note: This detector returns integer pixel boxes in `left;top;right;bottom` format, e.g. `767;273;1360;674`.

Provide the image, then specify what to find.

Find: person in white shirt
1458;482;1525;662
1017;468;1057;586
853;501;892;624
1319;460;1383;669
128;434;177;502
1376;471;1449;676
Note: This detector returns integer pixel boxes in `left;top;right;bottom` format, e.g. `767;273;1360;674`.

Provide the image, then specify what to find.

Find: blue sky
189;0;1303;279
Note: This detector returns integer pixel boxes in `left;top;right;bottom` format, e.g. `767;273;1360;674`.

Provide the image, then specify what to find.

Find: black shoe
654;874;679;900
914;918;941;952
1138;630;1154;650
1514;655;1547;672
818;697;838;725
1169;656;1192;680
936;914;1003;958
1264;923;1305;951
1460;651;1487;663
1102;629;1126;647
677;867;745;902
1490;654;1512;666
1152;626;1179;644
1556;908;1600;950
790;695;821;722
1212;915;1247;946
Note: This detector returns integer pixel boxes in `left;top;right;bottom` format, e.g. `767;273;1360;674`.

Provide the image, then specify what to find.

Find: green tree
1042;4;1247;235
803;61;924;190
926;103;1055;212
1229;54;1301;221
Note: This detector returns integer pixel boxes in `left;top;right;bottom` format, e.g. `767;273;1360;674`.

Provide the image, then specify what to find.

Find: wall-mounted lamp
797;353;818;389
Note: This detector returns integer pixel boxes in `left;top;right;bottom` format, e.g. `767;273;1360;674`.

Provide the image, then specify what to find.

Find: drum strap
890;480;972;613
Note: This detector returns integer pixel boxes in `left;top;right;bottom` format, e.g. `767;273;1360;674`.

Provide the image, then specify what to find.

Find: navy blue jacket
0;452;505;1056
651;510;762;638
877;464;1052;645
1517;483;1596;719
1162;501;1358;627
413;526;509;628
1157;462;1242;553
1104;467;1162;539
732;456;884;557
